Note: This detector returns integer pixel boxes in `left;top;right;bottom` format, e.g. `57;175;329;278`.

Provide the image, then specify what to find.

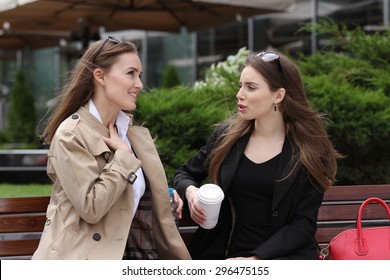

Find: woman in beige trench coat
32;37;191;260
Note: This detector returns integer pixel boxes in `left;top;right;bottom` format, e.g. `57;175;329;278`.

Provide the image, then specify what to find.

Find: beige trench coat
32;106;190;260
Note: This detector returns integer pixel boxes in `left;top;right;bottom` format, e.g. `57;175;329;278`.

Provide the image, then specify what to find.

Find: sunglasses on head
91;36;121;62
256;51;285;86
256;51;280;63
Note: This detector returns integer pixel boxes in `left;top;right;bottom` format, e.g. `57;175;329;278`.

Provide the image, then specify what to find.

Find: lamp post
311;0;318;55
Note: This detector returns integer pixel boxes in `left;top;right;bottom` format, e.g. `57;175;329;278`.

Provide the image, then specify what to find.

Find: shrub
137;27;390;185
136;48;248;181
7;69;37;146
135;85;235;182
194;47;249;90
0;129;9;144
298;20;390;184
162;64;181;88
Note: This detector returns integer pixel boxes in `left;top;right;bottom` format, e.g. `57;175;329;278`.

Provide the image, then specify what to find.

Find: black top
174;125;324;260
227;153;280;258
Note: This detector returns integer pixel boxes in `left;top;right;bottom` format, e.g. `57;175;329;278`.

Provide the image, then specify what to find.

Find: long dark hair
208;51;342;192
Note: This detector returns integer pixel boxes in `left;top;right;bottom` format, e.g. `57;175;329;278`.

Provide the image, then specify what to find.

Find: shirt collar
88;99;102;123
88;99;131;141
115;110;131;140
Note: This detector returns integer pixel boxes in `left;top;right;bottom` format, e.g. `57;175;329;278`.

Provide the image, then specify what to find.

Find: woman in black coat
174;51;341;260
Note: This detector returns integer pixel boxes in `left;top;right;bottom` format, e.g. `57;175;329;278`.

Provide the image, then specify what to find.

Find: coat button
93;233;101;241
72;114;79;119
45;219;51;226
272;211;278;217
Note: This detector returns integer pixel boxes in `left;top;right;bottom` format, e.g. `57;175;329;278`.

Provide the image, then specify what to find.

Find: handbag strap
355;197;390;255
318;246;329;260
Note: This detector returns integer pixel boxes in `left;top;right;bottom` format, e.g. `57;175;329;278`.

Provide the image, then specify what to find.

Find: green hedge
136;22;389;185
298;20;390;184
135;47;248;182
135;85;236;182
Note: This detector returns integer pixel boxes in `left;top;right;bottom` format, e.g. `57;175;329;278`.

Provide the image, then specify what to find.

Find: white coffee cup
197;183;224;229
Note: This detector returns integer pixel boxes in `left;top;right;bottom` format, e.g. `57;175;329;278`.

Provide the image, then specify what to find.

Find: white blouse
88;99;146;218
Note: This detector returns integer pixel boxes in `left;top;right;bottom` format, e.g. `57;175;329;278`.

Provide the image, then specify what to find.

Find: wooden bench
1;184;389;259
179;184;390;259
316;184;390;258
0;196;49;259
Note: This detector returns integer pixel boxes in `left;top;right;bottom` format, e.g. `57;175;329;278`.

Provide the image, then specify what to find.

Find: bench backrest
180;185;390;248
0;196;49;259
316;184;390;247
0;184;389;259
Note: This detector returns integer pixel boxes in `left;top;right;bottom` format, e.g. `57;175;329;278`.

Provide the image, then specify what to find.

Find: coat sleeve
49;128;141;224
174;124;226;202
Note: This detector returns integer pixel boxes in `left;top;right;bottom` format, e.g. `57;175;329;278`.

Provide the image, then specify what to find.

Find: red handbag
327;197;390;260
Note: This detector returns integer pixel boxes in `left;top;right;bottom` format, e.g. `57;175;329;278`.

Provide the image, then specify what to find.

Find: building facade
0;0;388;128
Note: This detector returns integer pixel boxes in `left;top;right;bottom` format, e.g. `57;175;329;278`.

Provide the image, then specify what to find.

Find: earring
274;104;277;112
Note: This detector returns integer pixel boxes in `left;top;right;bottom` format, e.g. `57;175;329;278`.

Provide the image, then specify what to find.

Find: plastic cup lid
197;184;224;203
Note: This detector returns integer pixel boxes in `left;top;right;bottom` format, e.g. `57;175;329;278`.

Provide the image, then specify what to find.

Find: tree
7;69;37;145
162;64;181;88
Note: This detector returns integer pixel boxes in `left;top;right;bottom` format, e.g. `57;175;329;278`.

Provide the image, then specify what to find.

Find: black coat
174;125;324;260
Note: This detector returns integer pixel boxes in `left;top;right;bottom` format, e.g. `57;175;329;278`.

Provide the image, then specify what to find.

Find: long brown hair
39;38;138;144
208;51;342;192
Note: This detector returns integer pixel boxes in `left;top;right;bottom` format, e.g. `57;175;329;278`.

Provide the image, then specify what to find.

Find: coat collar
75;106;111;157
76;105;154;164
126;126;168;195
77;105;167;194
78;105;110;138
219;133;250;192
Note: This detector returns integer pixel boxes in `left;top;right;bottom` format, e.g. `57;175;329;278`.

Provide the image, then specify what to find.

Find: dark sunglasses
91;36;121;62
256;51;285;86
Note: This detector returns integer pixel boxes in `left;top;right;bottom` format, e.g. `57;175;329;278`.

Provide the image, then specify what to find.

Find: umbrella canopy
0;0;296;49
0;29;70;50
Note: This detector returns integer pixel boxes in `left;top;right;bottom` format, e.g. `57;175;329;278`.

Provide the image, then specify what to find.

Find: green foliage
136;48;248;181
137;28;390;185
7;69;37;145
298;20;390;184
162;64;181;88
0;129;10;144
194;47;249;90
135;85;236;182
